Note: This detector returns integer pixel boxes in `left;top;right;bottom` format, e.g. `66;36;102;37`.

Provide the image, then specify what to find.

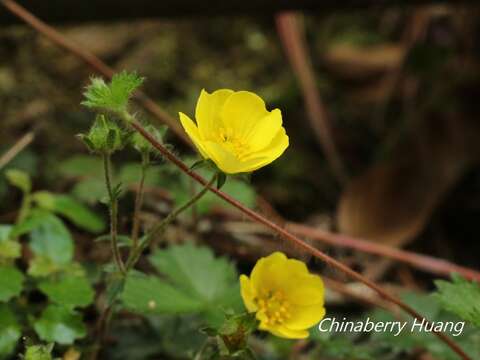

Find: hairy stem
103;153;126;275
125;173;217;270
131;154;149;249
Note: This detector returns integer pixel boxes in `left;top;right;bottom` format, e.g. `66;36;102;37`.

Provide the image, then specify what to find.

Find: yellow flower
240;252;325;339
179;89;289;174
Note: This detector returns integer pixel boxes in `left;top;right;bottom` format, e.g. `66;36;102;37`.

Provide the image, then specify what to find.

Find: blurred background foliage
1;2;480;359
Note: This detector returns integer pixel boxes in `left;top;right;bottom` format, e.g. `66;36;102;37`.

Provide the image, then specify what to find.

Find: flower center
217;127;250;160
255;290;291;325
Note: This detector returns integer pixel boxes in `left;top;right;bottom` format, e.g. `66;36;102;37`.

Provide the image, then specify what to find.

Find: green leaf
71;178;106;205
11;209;51;238
148;243;243;324
0;239;21;259
33;191;105;233
0;225;21;259
24;344;54;360
149;243;237;302
0;304;21;358
0;225;12;241
28;257;61;277
29;214;73;265
122;271;204;314
33;305;86;345
434;275;480;327
5;168;31;193
38;274;94;309
58;155;103;178
217;172;227;189
82;71;144;113
0;265;25;302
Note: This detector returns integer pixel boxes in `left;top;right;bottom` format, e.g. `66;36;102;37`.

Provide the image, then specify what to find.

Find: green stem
125;173;218;270
103;153;126;275
16;193;31;224
131;153;149;249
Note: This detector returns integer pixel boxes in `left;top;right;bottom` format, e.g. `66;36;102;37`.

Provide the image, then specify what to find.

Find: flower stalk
131;153;149;249
103;153;126;275
125;172;218;271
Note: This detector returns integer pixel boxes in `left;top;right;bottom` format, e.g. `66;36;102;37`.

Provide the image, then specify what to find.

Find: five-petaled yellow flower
179;89;289;174
240;252;325;339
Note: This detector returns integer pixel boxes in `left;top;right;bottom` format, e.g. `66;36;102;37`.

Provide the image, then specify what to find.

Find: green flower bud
131;124;166;156
77;115;129;154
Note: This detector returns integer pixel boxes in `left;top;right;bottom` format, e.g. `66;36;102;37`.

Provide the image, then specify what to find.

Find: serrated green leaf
38;274;94;309
434;275;480;328
0;265;24;302
0;304;21;357
82;71;144;113
122;272;204;314
149;243;238;302
33;191;105;233
33;305;86;345
5;168;31;193
147;243;242;325
29;214;73;265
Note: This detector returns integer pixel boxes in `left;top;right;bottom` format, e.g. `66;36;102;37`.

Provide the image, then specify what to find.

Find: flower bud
77;115;128;154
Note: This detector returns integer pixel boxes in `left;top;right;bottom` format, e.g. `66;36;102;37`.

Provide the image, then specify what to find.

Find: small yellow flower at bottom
179;89;289;174
240;252;326;339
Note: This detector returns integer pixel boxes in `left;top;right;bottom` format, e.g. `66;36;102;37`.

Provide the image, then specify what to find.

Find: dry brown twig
276;12;347;183
0;132;35;170
287;222;480;282
2;1;472;358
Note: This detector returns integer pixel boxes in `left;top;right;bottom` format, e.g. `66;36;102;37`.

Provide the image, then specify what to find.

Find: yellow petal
286;274;325;306
179;112;209;159
239;275;257;312
243;127;289;163
250;252;287;292
202;141;270;174
284;303;326;330
261;323;309;339
245;109;283;152
195;89;233;140
251;253;313;295
220;91;270;138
